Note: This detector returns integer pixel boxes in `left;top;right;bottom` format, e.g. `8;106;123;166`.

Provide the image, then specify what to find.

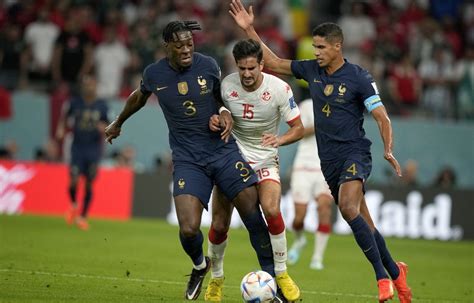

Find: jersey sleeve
359;69;383;112
278;82;300;124
290;60;313;82
140;65;153;94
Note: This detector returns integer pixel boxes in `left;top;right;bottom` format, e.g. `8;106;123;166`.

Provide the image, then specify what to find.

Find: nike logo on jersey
314;79;322;83
156;86;168;91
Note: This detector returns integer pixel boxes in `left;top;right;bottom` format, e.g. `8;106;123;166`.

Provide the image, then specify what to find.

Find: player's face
81;76;97;99
236;56;263;91
167;31;194;69
312;36;341;68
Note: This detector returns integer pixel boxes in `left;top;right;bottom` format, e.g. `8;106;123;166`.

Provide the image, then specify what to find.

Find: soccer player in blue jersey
229;1;412;302
104;21;278;301
56;74;109;231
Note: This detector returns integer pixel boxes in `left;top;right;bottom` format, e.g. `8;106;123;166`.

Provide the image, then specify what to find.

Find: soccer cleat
275;271;300;301
204;277;224;302
65;206;78;225
185;256;211;300
272;287;288;303
287;237;306;265
393;262;412;303
309;259;324;270
76;217;89;231
377;278;394;302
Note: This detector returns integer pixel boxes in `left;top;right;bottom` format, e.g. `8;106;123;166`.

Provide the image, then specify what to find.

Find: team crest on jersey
178;82;188;95
324;84;334;96
261;91;271;102
338;84;347;96
335;83;347;103
178;178;185;189
197;76;210;95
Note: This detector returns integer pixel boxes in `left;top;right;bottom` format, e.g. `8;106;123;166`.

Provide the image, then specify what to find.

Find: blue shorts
70;148;100;180
172;148;257;208
321;152;372;204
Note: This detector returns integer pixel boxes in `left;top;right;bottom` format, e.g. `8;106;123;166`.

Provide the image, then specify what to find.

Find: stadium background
0;0;473;239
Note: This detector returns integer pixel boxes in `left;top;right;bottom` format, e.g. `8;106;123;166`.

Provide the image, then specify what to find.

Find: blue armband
363;95;383;112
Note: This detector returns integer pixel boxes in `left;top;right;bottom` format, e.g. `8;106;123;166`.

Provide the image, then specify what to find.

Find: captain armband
218;106;231;114
363;95;383;112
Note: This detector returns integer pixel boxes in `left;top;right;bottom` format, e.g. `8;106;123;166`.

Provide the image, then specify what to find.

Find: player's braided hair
162;21;202;42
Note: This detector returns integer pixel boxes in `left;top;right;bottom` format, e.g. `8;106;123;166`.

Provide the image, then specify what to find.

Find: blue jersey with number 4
140;52;236;165
291;59;382;162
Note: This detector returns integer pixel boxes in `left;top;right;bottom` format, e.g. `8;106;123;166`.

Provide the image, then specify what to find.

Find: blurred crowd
0;0;471;187
0;0;472;120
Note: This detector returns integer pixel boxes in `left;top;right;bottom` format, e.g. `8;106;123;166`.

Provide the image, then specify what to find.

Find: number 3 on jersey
183;100;197;116
322;102;331;117
235;161;251;182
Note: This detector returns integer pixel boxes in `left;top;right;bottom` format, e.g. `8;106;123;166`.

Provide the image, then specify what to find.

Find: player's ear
259;60;264;71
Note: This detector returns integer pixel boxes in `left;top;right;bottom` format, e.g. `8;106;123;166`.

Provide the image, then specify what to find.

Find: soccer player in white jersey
288;99;334;270
205;39;304;302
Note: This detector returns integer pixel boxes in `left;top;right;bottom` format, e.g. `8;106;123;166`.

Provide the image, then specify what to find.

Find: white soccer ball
240;270;277;302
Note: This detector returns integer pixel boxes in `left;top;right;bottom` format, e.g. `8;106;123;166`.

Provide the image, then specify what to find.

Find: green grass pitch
0;215;472;302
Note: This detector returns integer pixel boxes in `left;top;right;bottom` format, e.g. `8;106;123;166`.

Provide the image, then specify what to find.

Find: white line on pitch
0;268;463;302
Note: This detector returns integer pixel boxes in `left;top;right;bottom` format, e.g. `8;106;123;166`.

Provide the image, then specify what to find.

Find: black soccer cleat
184;256;211;300
272;287;289;303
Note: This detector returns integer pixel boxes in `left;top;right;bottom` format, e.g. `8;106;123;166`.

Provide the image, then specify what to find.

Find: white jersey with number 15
221;72;300;163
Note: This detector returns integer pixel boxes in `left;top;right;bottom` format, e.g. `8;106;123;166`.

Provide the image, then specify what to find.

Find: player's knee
179;224;200;238
338;201;359;222
292;220;304;231
211;221;229;236
261;204;280;218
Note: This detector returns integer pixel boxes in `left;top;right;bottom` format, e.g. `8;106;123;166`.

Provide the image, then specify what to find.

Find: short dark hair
162;20;202;43
232;39;263;63
312;22;344;44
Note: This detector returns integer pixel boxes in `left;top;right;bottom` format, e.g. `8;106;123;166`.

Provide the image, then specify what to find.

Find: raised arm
371;106;402;177
104;88;150;144
229;0;293;76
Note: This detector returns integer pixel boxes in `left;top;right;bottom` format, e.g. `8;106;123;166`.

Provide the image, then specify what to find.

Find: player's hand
219;111;233;143
261;133;280;148
104;120;121;144
384;152;402;177
229;0;254;31
209;114;220;132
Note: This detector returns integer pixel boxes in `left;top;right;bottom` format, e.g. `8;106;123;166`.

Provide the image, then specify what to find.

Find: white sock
194;257;207;270
208;238;228;278
291;230;306;251
270;231;287;274
312;231;329;262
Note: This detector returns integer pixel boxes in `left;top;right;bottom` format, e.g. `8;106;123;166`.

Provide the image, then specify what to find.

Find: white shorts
290;169;331;203
250;157;280;184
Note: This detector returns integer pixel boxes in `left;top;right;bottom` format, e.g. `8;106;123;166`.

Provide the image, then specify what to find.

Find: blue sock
348;215;388;280
241;210;275;277
81;185;92;217
374;229;400;280
179;230;204;266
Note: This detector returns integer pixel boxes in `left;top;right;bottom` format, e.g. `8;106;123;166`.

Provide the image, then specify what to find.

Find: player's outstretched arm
105;88;150;144
371;106;402;177
229;0;293;76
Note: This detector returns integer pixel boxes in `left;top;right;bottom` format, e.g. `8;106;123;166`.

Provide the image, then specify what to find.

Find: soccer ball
240;270;277;302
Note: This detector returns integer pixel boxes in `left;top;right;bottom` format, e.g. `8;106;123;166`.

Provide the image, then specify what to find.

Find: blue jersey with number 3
291;59;381;162
140;52;236;164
